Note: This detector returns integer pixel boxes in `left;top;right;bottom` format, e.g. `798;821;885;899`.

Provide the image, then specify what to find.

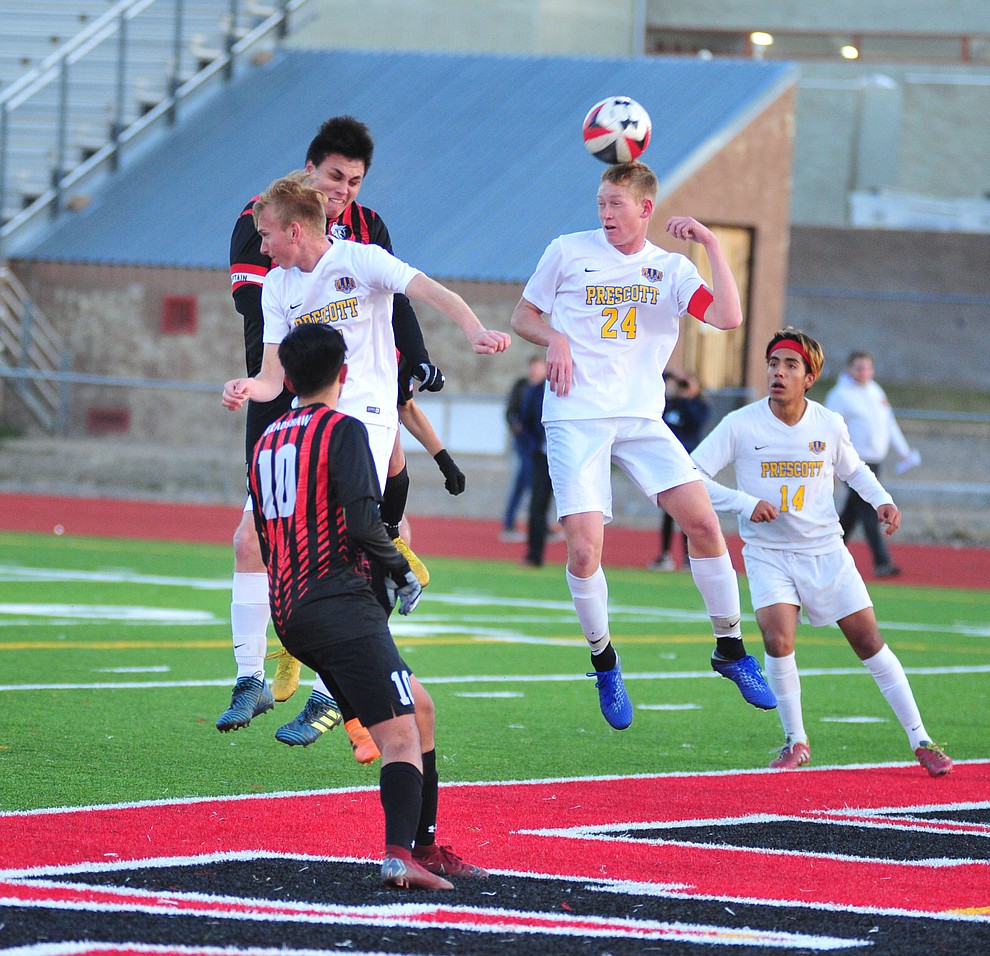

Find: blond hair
252;173;327;234
600;161;658;203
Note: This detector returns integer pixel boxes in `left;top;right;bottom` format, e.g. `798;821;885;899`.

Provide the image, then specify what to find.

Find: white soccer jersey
262;240;420;430
522;229;708;422
691;398;894;554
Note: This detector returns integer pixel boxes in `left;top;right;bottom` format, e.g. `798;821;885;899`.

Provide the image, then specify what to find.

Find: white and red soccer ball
582;96;652;164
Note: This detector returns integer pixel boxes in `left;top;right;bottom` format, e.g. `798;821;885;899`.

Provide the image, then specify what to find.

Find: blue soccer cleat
588;656;633;730
274;690;343;746
215;676;274;732
711;653;778;710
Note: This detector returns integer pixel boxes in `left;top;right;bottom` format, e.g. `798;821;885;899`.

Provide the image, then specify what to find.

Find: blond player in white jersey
224;176;509;483
511;161;777;730
691;328;952;777
222;175;510;743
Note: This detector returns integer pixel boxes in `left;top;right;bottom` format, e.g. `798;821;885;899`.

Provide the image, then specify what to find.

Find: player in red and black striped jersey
219;117;441;758
249;322;487;889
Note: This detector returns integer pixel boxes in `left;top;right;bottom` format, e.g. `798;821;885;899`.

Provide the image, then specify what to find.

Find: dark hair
278;324;347;398
305;115;374;170
765;327;825;382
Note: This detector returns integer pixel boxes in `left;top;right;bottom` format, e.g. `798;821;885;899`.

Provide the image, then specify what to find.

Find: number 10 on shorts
391;669;414;706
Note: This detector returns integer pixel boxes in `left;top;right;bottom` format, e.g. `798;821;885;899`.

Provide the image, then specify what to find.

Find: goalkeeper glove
434;449;465;495
412;362;445;392
385;568;423;616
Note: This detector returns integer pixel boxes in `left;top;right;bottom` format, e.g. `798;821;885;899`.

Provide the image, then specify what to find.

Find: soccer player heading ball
511;160;777;728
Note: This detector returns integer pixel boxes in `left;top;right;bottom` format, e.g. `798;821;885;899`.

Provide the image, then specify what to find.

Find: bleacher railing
0;0;312;257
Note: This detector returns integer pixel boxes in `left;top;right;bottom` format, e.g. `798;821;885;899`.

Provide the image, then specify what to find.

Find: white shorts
742;544;872;627
243;420;396;511
545;417;700;523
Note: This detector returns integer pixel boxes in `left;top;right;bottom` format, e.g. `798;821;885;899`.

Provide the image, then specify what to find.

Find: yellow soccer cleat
345;718;381;765
270;646;302;702
392;537;430;587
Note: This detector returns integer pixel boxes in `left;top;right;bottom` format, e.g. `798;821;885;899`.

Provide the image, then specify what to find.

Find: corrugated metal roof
8;49;795;282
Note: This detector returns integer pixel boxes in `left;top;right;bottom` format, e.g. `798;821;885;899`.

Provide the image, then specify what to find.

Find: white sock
862;644;929;750
313;675;333;700
688;552;743;642
765;652;807;744
231;572;269;680
566;565;611;655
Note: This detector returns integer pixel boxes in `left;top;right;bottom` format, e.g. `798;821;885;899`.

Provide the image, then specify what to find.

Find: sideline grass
0;531;987;812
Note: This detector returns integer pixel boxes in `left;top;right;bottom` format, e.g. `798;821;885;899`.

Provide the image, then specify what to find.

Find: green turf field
1;530;987;812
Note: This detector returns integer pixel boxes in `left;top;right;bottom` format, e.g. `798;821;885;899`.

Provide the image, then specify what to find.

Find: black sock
380;465;410;540
591;642;617;672
715;637;746;661
415;749;438;848
379;761;423;851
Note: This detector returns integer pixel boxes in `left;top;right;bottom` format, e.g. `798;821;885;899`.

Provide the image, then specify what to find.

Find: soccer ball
582;96;652;164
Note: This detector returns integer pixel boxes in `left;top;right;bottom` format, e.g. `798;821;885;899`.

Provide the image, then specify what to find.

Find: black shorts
279;595;416;728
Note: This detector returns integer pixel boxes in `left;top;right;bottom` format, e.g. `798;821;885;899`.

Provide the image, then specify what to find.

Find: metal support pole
52;59;70;215
111;6;128;172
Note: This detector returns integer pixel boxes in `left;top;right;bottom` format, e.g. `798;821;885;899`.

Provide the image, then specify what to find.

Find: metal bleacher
0;0;313;431
0;0;313;256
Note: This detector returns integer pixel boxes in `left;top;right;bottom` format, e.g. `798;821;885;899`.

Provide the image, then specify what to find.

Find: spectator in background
649;370;711;570
500;356;547;542
825;350;920;578
520;369;553;567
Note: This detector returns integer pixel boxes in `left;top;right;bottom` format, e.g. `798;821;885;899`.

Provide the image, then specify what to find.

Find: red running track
0;491;986;590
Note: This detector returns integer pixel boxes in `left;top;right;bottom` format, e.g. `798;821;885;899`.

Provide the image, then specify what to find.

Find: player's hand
545;329;573;397
412;362;446;392
434;450;465;495
665;216;714;246
749;500;778;523
222;378;251;411
385;568;423;616
470;329;511;354
877;503;901;537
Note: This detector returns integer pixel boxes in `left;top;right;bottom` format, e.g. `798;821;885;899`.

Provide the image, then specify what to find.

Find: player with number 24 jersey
522;229;712;422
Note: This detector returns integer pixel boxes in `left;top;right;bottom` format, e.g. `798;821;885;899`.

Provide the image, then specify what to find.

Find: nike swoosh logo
584;268;599;273
289;301;303;309
755;445;769;450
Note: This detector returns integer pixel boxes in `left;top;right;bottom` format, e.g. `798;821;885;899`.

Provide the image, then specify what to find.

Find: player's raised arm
405;274;510;355
665;216;743;331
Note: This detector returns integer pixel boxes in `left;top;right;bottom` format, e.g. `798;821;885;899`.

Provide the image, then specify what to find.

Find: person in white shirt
825;351;919;577
691;328;952;777
510;161;777;731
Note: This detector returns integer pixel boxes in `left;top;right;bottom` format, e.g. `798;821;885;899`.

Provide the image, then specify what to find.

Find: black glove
412;362;445;392
434;449;465;495
385;568;423;616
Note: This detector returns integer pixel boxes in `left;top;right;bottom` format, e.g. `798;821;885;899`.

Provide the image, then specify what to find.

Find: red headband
769;338;813;370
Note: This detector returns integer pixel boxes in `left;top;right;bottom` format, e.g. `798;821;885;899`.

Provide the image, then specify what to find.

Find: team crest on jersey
329;222;352;240
808;440;826;454
335;276;357;293
641;267;664;282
